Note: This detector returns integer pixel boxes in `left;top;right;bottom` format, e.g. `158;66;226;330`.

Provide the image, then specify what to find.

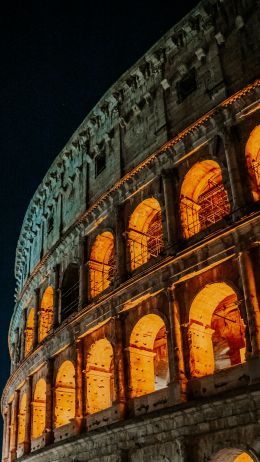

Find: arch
180;160;230;239
17;393;27;445
25;308;35;356
129;314;169;397
32;378;46;439
245;125;260;201
86;338;115;414
128;198;164;271
38;286;54;342
189;283;246;377
89;231;115;298
61;264;79;321
211;448;255;462
54;360;76;428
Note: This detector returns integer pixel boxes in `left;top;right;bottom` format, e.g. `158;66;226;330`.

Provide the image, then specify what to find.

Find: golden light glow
54;361;75;428
189;283;246;377
86;338;114;414
234;453;254;462
32;378;46;439
17;393;26;445
245;125;260;201
180;160;230;239
129;314;169;397
25;308;35;356
39;286;54;342
89;232;115;298
128;198;163;271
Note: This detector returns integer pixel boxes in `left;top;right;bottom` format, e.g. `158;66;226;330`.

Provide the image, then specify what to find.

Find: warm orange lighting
189;283;246;377
180;160;230;239
39;286;54;342
54;361;75;428
89;232;115;298
86;338;114;414
129;314;169;397
245;125;260;201
234;453;254;462
32;379;46;439
25;308;35;356
128;198;164;271
17;393;26;445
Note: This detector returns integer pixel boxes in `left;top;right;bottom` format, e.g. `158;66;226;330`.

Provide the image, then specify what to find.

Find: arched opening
61;264;79;321
245;125;260;201
86;338;114;414
32;379;46;439
89;231;115;298
129;314;169;398
189;283;246;378
180;160;230;239
25;308;35;356
128;198;164;271
211;448;255;462
54;360;75;428
38;286;54;342
17;393;26;445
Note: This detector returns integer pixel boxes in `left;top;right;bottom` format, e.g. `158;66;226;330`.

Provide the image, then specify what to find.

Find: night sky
0;0;199;445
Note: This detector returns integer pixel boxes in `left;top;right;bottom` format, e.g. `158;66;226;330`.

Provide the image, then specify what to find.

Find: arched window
17;393;26;445
32;379;46;439
39;287;54;342
61;264;79;321
25;308;35;356
54;360;75;428
211;448;255;462
128;198;164;271
89;232;115;298
188;283;246;378
245;125;260;201
129;314;169;398
86;338;114;414
180;160;230;239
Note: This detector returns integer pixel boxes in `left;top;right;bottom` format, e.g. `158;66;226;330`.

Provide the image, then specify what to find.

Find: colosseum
1;0;260;461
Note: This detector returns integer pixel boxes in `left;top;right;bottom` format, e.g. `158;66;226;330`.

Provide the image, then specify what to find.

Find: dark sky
0;0;198;445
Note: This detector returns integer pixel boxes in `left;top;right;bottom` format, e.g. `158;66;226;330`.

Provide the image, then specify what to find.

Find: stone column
3;403;12;462
23;377;32;454
162;169;179;254
79;239;88;310
9;390;20;462
45;358;54;445
33;288;40;349
115;205;127;284
75;339;84;432
53;264;60;328
113;317;127;416
2;409;8;462
238;250;260;355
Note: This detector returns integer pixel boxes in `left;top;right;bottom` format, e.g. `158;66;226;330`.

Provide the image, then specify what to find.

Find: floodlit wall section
54;361;76;428
188;283;246;378
86;338;114;414
32;379;46;439
128;198;164;271
180;160;230;239
39;287;54;342
17;393;26;446
25;308;35;356
89;232;115;298
246;125;260;201
129;314;169;397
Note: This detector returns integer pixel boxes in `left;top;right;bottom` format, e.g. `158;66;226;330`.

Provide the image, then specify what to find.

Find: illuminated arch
211;448;255;462
17;393;26;445
89;231;115;298
129;314;169;397
86;338;114;414
25;308;35;356
39;286;54;342
189;283;246;377
32;379;46;439
128;198;164;271
54;360;76;428
245;125;260;201
180;160;230;239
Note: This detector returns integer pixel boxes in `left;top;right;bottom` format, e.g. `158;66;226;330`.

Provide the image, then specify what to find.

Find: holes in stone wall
245;125;260;201
89;232;116;298
38;286;54;342
25;308;35;356
54;361;76;428
32;379;46;439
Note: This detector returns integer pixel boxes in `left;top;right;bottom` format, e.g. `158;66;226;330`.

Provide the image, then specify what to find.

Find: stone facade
2;0;260;461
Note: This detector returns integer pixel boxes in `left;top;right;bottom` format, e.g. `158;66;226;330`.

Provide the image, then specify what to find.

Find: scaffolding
89;253;116;298
182;177;230;239
128;211;164;270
